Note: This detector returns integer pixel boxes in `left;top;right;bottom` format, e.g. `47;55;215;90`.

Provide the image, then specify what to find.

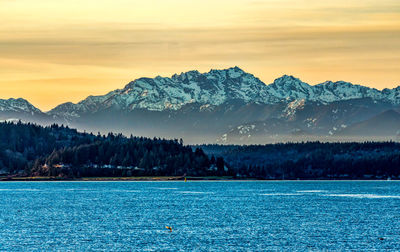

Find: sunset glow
1;0;399;110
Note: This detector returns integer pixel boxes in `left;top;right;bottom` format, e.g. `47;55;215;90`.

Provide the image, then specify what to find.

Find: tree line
0;121;225;177
200;142;400;179
2;121;399;179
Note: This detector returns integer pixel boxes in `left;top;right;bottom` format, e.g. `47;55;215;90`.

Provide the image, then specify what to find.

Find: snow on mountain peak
314;80;383;102
171;70;201;82
382;86;400;104
0;98;41;114
63;67;276;113
47;67;400;118
48;67;273;116
226;66;246;78
274;74;300;82
266;75;314;100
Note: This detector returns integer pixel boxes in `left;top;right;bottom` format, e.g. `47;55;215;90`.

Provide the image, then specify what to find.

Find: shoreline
0;176;398;182
0;176;234;182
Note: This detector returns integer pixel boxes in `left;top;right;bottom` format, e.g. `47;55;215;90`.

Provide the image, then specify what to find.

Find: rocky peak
0;98;42;114
45;67;400;120
266;75;314;100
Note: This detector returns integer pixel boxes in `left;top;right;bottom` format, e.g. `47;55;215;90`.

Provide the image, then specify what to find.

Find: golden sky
1;0;399;111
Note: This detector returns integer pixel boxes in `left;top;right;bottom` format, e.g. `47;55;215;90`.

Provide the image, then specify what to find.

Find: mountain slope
337;110;400;136
0;98;41;114
0;98;49;123
1;67;400;143
217;98;396;144
49;67;278;117
48;67;400;120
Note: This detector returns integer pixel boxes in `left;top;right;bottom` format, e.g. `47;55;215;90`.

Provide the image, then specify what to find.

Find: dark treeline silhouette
2;121;399;179
200;142;400;179
0;121;221;177
0;121;92;173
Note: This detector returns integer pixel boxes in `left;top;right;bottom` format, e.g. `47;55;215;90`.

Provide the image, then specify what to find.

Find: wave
0;189;40;192
324;194;400;199
297;190;327;193
108;190;142;193
260;193;303;196
65;189;95;191
179;191;214;194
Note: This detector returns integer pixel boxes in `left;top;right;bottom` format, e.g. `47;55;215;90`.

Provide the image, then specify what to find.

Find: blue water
0;181;400;251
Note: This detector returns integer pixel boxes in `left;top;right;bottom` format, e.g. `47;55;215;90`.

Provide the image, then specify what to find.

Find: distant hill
337;110;400;136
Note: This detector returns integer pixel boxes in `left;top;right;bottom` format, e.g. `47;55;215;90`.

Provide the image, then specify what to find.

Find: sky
0;0;399;111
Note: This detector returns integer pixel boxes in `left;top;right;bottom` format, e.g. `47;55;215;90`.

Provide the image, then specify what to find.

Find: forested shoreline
0;122;225;178
1;121;400;180
201;142;400;179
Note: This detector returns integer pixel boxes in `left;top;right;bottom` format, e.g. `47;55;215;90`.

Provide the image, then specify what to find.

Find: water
0;181;400;251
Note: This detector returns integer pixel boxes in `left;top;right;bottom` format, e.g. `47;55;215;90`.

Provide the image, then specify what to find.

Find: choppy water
1;181;400;251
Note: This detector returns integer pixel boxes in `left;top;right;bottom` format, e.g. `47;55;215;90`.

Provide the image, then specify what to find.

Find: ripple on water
296;190;328;193
323;193;400;199
178;191;215;194
1;181;400;250
108;190;142;193
0;189;40;192
260;193;303;196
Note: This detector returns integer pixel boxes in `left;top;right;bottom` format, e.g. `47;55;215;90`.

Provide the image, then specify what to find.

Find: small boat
165;226;172;232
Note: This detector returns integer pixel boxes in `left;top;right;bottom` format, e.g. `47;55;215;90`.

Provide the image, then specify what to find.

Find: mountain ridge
46;67;400;119
1;67;399;143
0;98;42;114
2;67;399;115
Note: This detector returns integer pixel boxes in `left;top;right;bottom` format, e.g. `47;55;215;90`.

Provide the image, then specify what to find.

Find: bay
0;181;399;251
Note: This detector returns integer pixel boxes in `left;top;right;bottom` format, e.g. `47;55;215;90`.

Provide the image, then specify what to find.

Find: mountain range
1;67;399;144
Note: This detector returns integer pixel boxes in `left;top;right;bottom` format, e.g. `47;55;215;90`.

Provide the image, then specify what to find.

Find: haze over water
0;181;399;250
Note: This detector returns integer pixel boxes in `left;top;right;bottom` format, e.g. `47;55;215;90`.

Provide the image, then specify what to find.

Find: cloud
0;0;399;110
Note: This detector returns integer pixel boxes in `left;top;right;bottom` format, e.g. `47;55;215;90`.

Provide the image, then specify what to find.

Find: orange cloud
0;0;399;110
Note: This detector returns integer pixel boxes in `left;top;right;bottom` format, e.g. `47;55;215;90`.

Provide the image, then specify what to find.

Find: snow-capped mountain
1;67;400;143
382;86;400;104
266;75;388;104
0;98;41;114
49;67;279;118
48;67;400;120
313;81;384;103
0;98;50;124
266;75;316;100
